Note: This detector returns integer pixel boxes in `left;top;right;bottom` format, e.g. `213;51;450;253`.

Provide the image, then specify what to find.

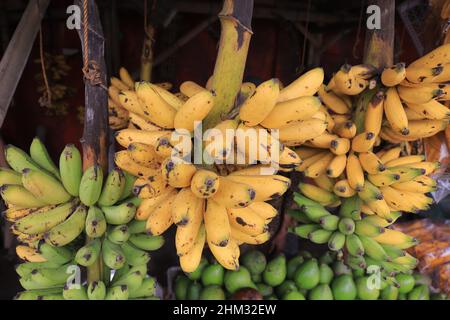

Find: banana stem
140;26;154;82
202;0;254;130
76;0;109;284
353;0;395;132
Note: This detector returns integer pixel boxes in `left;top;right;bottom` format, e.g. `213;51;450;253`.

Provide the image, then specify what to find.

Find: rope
300;0;311;71
81;0;107;89
36;0;51;109
352;0;365;60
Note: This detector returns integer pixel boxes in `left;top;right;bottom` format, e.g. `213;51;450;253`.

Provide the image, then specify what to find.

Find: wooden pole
75;0;109;284
203;0;254;130
354;0;395;133
0;0;50;127
140;26;154;82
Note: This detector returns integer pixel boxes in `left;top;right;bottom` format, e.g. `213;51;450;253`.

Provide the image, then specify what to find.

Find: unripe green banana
0;184;46;208
102;238;126;269
339;196;361;220
38;242;74;265
111;264;130;283
14;288;63;300
21;169;71;205
23;265;73;289
354;220;385;237
308;229;333;244
102;202;136;225
112;268;144;292
121;241;151;266
287;209;312;223
128;220;147;234
14;200;77;234
87;281;106;300
63;284;88;300
44;204;87;247
129;277;157;299
59;144;82;197
293;224;320;239
328;231;345;251
5;145;42;173
85;206;107;238
0;168;22;185
75;238;102;267
338;218;355;235
319;215;339;231
107;224;130;244
345;234;365;256
15;261;63;277
79;165;103;206
119;171;137;201
124;196;142;207
128;233;165;251
105;285;129;300
359;235;389;261
345;254;367;270
30;137;61;179
381;244;406;260
98;168;125;206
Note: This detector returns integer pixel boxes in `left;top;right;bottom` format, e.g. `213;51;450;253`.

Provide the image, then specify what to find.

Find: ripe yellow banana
172;188;201;226
204;200;231;247
174;90;214;132
403;161;440;175
135;82;177;128
397;84;444;104
333;179;356;197
334;121;356;139
115;150;159;178
0;184;46;208
133;175;170;199
210;177;255;208
384;155;425;167
118;90;146;117
161;158;197;188
351;131;376;153
204;119;239;161
295;147;322;159
326;154;347;178
226;174;290;202
372;229;418;249
304;152;334;178
179;81;207;97
119;67;135;88
330;138;350;155
115;129;170;149
127;143;159;167
358;152;386;174
227;207;267;236
179;224;206;273
381;63;406;87
380;186;420;213
111;77;129;91
230;227;270;245
278;118;327;145
146;189;177;235
175;199;204;256
239;79;280;126
409;43;450;68
313;174;335;192
406;100;450;120
298;182;338;205
208;237;240;270
260;96;321;128
379;147;402;164
334;65;368;95
391;175;436;193
318;84;350;114
384;87;409;135
346;153;364;191
364;91;385;135
135;189;175;220
278;67;324;102
404;107;427;120
128;113;163;131
152;85;184;110
277;146;302;171
368;171;400;187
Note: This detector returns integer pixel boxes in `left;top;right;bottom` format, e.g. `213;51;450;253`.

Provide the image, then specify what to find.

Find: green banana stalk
102;238;126;269
79;164;103;206
87;281;106;300
44;204;87;246
22;169;71;205
107;224;130;245
63;284;88;300
75;238;102;267
128;233;165;251
102;202;137;225
14;200;77;234
59;144;82;197
0;184;46;208
105;285;129;300
5;145;42;173
0;168;22;185
121;241;151;266
85;206;107;238
30;137;61;179
98;168;125;207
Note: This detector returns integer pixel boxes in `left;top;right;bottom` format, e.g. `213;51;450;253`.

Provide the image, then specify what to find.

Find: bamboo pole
203;0;254;130
75;0;109;284
354;0;395;133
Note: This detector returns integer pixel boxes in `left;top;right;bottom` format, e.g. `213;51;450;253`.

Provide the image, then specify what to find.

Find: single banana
397;84;444;104
121;241;150;266
118;90;146;116
381;63;406;87
207;237;240;270
21;169;71;205
368;171;401;187
119;67;135;88
161;158;197;188
372;229;418;249
277;118;327;145
346;152;364;191
227;206;267;236
179;224;206;273
328;231;346;251
135;188;174;220
98;168;125;207
364;91;385;135
358;152;386;174
384;87;409;135
102;238;126;269
107;224;130;245
346;234;365;256
379;147;402;164
230;227;270;245
111;77;129;91
115;129;171;149
334;121;357;139
128;234;164;251
409;43;450;68
59;144;82;197
174;90;214;132
175;199;204;256
133;174;170;199
146;189;177;235
391;175;436;193
304;152;334;178
179;81;206;97
38;242;73;265
351;131;376;153
314;174;335;192
29;137;60;179
102;201;137;225
333;179;356;198
5;145;42;173
406;100;450;120
115;150;160;178
326;154;347;178
128;112;163;131
45;204;87;246
318;84;350;114
190;169;220;198
171;188;200;226
75;238;102;267
0;167;22;185
210;176;255;208
298;182;338;206
226;174;290;202
16;245;47;262
127;143;159;168
0;184;47;208
87;281;106;300
240;78;280;126
79;165;103;206
85;206;107;238
204;200;231;247
278;67;324;102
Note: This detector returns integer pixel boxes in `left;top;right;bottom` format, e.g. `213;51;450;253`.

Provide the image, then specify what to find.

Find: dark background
0;0;446;299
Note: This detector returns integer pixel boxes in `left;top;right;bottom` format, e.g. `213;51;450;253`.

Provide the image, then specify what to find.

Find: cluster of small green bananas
0;137;162;300
289;193;419;282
